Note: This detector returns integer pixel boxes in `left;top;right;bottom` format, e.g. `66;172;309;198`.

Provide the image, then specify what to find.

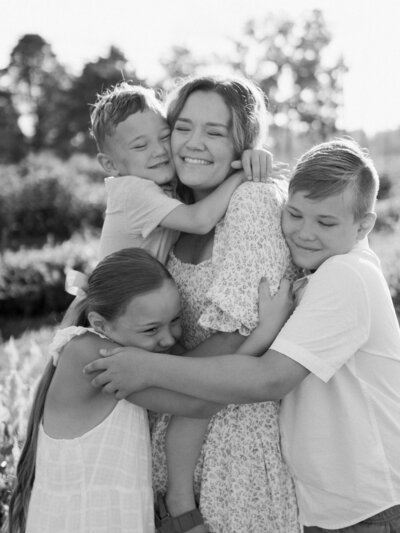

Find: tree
51;46;145;156
0;90;27;162
0;34;72;151
227;9;347;142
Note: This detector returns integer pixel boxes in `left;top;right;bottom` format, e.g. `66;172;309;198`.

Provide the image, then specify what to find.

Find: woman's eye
289;211;301;219
132;144;147;150
171;316;181;324
175;127;190;132
209;131;223;137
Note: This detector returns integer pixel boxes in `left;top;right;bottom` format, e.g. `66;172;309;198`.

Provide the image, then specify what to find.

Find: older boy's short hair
289;138;379;220
90;82;164;151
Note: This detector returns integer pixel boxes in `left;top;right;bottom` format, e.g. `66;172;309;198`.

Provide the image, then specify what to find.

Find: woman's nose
185;128;205;150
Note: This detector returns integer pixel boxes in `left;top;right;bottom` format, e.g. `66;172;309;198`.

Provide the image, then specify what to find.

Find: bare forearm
127;387;221;418
189;174;242;233
145;350;287;404
185;330;244;358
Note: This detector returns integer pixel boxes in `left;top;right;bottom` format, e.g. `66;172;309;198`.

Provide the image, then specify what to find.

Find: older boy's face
282;188;364;271
105;110;175;184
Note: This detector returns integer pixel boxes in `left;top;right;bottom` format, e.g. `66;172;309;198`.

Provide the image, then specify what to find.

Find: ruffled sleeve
199;181;294;336
49;326;108;366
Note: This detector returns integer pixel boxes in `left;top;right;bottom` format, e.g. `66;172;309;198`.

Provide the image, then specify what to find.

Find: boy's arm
160;172;243;234
85;346;309;403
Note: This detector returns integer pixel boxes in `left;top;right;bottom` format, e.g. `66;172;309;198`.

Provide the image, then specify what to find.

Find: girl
7;248;210;533
7;247;292;533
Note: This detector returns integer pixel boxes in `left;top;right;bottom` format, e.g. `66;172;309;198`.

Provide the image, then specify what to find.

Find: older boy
86;139;400;532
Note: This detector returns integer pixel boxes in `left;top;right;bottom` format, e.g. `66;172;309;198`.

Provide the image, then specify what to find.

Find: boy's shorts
303;504;400;533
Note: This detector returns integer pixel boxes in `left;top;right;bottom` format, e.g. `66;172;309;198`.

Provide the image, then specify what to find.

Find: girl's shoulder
56;327;117;369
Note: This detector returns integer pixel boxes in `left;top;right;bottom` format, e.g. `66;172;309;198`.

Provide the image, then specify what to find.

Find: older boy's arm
86;347;309;403
160;173;243;234
144;349;310;403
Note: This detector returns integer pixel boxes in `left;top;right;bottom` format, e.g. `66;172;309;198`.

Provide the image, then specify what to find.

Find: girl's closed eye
143;326;159;335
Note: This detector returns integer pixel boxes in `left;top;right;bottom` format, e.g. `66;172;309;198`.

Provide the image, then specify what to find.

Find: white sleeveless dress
26;326;155;533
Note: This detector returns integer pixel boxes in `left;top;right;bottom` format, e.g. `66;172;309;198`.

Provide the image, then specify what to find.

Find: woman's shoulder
230;180;288;208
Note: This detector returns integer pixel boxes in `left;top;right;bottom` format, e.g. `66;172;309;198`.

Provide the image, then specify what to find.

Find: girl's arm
126;388;221;418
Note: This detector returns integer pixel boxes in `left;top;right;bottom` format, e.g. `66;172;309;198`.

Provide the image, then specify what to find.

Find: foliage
0;232;99;317
0;34;71;152
0;153;105;248
48;46;145;156
0;90;27;163
0;332;50;526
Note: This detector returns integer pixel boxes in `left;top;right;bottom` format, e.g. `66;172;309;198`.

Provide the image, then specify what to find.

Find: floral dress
151;182;301;533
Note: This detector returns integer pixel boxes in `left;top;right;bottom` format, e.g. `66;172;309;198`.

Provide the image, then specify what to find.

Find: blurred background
0;0;400;521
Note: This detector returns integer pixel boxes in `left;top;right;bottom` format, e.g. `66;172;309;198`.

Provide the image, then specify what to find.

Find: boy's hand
231;149;290;182
258;277;294;330
83;347;151;399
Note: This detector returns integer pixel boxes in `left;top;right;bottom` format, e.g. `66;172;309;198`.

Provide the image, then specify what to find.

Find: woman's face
171;90;236;196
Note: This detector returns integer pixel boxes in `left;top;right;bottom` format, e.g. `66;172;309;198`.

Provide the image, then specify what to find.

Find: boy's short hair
90;82;164;151
289;138;379;220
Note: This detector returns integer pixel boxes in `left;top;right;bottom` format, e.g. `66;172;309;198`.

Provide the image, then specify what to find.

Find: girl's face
104;279;182;353
171;90;236;197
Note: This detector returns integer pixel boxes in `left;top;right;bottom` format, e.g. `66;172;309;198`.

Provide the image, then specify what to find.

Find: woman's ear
97;152;118;176
88;311;108;334
357;212;377;240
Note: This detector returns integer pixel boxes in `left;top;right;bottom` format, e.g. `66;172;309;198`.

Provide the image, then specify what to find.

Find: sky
1;0;400;135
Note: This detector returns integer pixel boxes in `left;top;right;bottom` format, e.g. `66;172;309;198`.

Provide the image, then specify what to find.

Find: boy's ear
97;152;118;176
88;311;108;334
357;212;377;240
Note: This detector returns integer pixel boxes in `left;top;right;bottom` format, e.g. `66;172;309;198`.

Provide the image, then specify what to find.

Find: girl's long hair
6;361;55;533
6;248;172;532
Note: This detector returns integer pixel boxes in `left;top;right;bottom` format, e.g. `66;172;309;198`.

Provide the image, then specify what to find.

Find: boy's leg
164;416;209;533
304;504;400;533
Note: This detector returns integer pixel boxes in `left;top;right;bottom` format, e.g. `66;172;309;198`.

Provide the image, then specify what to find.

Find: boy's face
103;110;175;185
282;188;367;271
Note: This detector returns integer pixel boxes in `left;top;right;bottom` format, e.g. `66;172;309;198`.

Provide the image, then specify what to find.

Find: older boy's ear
88;311;107;334
97;152;118;176
357;212;377;240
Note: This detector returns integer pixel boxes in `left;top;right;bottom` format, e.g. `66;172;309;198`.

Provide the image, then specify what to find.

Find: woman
87;75;300;532
150;76;300;533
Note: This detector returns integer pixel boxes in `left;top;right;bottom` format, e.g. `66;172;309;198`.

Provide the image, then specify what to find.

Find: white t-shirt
271;241;400;529
99;176;182;263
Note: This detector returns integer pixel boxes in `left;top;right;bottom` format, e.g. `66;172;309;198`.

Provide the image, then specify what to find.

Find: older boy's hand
83;347;151;399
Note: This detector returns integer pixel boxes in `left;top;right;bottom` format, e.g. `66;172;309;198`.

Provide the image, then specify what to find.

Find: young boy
86;138;400;532
90;82;255;263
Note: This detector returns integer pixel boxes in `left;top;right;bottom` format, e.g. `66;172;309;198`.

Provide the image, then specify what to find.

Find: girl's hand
83;347;151;399
231;149;290;182
258;277;294;330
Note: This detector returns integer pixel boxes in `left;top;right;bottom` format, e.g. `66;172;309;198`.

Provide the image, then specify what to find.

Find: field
1;151;400;526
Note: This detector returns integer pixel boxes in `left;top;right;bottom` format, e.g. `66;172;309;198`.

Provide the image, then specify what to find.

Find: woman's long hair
6;248;172;532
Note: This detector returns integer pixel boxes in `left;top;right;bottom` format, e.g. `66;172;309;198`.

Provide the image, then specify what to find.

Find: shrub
0;152;106;249
0;232;99;317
